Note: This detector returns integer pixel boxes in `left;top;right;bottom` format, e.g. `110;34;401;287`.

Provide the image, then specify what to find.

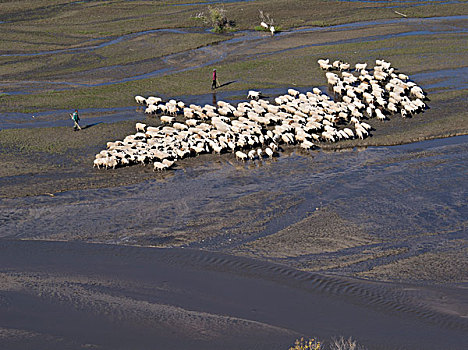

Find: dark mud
0;240;466;350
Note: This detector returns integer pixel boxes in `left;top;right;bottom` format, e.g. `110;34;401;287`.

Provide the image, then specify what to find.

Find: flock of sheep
93;59;427;171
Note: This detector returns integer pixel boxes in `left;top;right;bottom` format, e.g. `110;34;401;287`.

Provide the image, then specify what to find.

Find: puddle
412;67;468;92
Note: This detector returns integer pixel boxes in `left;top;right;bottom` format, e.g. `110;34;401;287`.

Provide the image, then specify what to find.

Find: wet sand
0;239;467;350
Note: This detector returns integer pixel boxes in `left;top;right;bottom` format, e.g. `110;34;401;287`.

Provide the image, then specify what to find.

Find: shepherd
211;68;219;90
70;109;81;131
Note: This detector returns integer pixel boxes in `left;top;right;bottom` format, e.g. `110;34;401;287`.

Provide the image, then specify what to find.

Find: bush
194;6;235;33
329;337;365;350
289;337;322;350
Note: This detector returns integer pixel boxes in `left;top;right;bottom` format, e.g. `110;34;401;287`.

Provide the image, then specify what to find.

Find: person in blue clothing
70;109;81;131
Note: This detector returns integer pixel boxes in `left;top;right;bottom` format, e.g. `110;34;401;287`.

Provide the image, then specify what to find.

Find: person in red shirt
212;69;218;90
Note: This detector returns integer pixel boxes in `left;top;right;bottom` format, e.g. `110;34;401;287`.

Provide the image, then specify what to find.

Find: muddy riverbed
1;134;466;285
0;2;467;349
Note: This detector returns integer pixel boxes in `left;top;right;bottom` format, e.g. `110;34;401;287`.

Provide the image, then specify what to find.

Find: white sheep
248;90;261;100
318;59;332;70
160;115;175;124
153;162;168;171
146;96;162;105
135;122;146;132
355;63;367;72
135;95;146;104
235;150;247;161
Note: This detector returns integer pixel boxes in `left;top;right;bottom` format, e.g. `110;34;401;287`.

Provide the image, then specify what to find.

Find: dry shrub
329;336;366;350
194;6;235;33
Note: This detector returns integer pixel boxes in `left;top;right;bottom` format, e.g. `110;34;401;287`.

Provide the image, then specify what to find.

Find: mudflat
0;1;467;349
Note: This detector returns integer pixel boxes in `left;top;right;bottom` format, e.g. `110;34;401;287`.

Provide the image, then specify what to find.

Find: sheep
265;147;274;158
136;123;146;132
98;58;428;173
339;62;350;71
167;104;178;117
398;73;409;81
343;128;354;138
145;105;158;114
161;115;175;124
173;122;188;131
183;108;194;119
318;59;332;70
162;159;175;168
260;21;269;29
146;96;162;105
135;95;146;104
360;122;372;131
270;26;275;36
355;63;367;72
288;89;300;97
235;150;248;161
301;140;315;150
248;90;261;100
153;162;168;171
410;86;426;99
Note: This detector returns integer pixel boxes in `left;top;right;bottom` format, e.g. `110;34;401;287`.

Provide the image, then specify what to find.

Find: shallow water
1;61;465;129
0;135;466;282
